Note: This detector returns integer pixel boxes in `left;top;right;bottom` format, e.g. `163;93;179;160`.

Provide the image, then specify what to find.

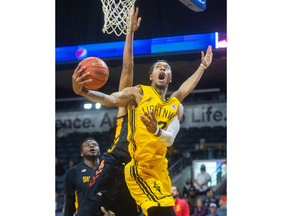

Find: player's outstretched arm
119;6;141;92
72;64;134;107
172;45;213;102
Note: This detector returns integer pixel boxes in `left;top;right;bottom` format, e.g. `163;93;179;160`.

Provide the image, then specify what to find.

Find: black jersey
64;162;94;215
106;115;131;164
75;115;140;216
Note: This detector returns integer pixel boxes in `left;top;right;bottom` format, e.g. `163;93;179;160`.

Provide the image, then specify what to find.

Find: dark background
56;0;226;46
56;0;227;107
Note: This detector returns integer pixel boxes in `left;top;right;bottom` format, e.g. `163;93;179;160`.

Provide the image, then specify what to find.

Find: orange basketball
80;57;109;90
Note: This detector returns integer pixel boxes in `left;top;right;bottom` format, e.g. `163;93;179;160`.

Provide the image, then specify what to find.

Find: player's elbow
106;99;116;108
164;139;174;147
104;95;117;107
105;103;113;108
161;133;175;147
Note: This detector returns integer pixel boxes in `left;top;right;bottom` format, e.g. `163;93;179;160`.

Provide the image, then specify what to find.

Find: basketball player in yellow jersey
73;39;213;215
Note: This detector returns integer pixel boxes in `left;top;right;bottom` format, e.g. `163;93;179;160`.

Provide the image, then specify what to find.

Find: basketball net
101;0;136;36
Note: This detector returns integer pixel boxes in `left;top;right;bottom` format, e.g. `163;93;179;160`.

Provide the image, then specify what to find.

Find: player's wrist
154;126;159;135
154;126;162;137
200;63;207;70
75;89;84;96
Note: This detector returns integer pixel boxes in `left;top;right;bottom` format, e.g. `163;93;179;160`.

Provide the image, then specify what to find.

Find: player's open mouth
158;73;165;81
90;149;96;153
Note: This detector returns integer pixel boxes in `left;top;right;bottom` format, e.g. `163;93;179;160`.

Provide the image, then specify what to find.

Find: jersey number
158;121;167;129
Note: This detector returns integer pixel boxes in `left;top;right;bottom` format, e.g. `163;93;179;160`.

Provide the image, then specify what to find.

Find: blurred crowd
171;179;227;216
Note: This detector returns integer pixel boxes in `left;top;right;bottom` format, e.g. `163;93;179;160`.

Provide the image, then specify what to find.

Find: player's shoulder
122;86;142;98
65;165;77;178
74;162;91;171
175;103;184;120
66;162;85;173
123;85;141;92
178;103;184;111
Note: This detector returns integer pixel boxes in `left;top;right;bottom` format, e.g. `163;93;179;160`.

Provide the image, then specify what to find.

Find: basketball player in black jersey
74;7;141;216
64;137;102;216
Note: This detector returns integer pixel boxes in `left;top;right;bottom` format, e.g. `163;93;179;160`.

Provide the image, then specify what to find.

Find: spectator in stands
55;191;64;216
166;145;180;168
183;178;192;198
194;138;207;159
193;198;207;216
63;160;75;174
217;189;227;216
57;124;69;138
199;138;206;150
218;189;227;208
182;193;194;216
194;164;211;194
217;162;227;184
68;160;75;168
171;185;190;216
206;203;220;216
204;189;218;213
188;186;198;209
198;138;215;159
56;157;64;176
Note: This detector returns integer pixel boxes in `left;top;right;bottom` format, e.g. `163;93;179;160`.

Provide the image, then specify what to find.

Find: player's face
150;62;172;88
81;140;100;158
171;186;178;199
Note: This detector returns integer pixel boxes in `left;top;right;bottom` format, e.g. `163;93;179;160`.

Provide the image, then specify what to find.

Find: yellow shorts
124;160;175;216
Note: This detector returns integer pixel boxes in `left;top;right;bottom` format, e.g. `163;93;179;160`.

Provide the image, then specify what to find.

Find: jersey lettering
82;176;90;183
128;85;180;167
141;105;175;121
158;121;167;129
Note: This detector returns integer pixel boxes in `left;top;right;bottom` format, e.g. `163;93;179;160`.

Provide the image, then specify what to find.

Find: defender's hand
201;45;213;69
72;63;92;95
130;7;141;33
140;110;157;134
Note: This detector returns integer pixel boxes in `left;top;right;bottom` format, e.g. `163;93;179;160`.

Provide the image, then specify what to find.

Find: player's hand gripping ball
80;57;109;90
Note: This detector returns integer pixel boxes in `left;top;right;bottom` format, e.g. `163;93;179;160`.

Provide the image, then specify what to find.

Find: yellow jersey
127;85;180;168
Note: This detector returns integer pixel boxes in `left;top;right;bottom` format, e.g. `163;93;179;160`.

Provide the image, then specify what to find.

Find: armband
200;63;207;69
154;126;162;137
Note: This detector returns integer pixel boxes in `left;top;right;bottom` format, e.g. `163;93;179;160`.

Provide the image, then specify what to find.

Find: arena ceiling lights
84;103;101;110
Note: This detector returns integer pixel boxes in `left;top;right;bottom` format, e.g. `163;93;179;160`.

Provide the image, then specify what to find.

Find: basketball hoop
101;0;137;36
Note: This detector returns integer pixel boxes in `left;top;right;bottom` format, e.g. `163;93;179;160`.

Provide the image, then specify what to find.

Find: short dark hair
80;137;97;153
149;60;171;75
172;185;179;192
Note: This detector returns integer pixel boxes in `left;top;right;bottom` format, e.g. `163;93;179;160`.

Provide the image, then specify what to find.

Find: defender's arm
117;7;141;117
118;7;141;92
